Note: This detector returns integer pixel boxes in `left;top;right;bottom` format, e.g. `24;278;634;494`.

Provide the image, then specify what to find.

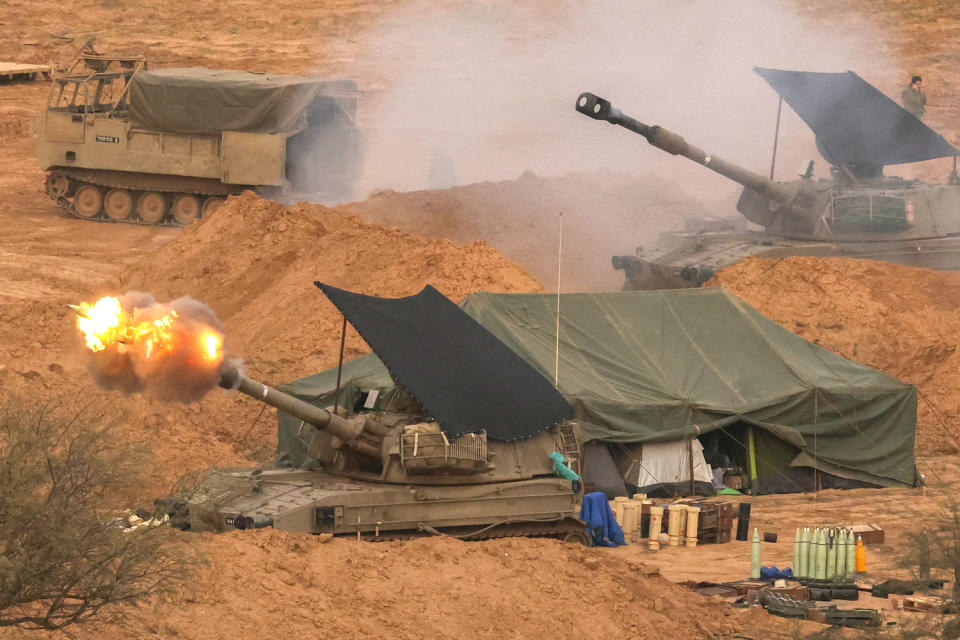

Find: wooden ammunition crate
693;501;734;544
717;502;734;543
693;503;718;543
639;502;650;539
850;524;884;545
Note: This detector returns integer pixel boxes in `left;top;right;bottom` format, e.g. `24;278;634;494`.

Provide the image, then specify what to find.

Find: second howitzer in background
576;67;960;290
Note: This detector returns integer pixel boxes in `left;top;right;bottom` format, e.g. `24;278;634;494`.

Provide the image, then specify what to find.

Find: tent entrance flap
700;423;875;495
581;442;628;498
614;439;714;498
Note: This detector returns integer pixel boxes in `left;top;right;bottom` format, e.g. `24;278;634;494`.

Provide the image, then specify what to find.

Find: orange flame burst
75;295;223;365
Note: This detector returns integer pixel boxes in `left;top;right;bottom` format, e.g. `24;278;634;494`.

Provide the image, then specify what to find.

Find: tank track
45;168;248;227
360;517;589;544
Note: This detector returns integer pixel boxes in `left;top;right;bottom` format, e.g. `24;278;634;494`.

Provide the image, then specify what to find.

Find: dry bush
874;497;960;639
0;402;190;631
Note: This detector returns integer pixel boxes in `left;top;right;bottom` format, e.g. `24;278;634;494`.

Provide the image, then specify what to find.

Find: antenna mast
555;212;563;386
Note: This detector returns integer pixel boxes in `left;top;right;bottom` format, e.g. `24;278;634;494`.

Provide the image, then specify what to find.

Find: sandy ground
1;0;960;638
82;532;736;640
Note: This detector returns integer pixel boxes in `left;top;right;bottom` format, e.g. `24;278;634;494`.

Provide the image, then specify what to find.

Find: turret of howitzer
219;366;386;461
216;366;577;484
575;92;828;238
159;367;586;536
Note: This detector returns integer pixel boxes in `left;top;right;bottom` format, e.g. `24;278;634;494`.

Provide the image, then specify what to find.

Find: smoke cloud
328;1;898;290
354;0;895;194
79;292;234;403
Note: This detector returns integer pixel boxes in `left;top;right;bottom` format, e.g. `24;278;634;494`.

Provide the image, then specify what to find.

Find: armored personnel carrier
34;53;362;225
159;284;588;542
576;68;960;290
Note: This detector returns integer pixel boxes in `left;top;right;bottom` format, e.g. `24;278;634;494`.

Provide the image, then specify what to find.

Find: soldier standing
902;75;926;120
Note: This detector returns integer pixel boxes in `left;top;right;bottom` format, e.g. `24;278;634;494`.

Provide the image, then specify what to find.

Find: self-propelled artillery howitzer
159;365;588;541
577;68;960;290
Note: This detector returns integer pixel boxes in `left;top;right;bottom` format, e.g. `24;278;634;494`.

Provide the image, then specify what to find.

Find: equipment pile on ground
0;61;50;82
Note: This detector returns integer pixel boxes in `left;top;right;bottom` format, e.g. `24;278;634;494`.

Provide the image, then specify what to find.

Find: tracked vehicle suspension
44;169;240;226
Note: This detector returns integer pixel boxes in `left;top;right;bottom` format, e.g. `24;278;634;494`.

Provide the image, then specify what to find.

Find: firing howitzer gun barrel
67;303;88;318
218;366;382;459
575;92;793;204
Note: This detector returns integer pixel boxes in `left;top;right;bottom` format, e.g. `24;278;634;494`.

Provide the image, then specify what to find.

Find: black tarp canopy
754;67;957;166
314;283;572;441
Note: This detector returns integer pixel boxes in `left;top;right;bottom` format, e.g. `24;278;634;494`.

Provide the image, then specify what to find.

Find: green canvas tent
276;288;917;494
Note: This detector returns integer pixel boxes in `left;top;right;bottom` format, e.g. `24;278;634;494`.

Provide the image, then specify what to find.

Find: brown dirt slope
0;0;401;74
0;192;543;493
795;0;960;146
709;255;960;455
122;191;542;379
338;171;713;291
105;531;733;640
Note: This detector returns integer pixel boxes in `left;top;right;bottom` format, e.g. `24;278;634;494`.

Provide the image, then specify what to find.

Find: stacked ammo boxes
692;501;734;544
609;497;734;545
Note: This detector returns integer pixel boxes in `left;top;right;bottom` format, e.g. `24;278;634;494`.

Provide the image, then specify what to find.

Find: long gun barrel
575;92;793;204
219;366;382;459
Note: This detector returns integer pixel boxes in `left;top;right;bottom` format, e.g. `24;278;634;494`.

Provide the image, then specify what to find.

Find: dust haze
341;0;895;289
358;0;891;191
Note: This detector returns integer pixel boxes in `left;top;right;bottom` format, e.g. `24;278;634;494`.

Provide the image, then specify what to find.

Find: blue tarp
579;492;625;547
760;565;795;581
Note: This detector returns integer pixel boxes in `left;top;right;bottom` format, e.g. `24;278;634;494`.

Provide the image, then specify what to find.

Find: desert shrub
0;402;189;631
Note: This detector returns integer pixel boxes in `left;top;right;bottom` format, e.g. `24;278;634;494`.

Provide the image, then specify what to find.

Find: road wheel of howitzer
201;196;225;218
137;191;167;223
73;184;103;218
103;189;134;221
44;173;70;198
562;530;592;546
172;194;201;225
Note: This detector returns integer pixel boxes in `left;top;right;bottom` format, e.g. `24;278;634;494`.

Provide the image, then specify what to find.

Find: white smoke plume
354;0;896;194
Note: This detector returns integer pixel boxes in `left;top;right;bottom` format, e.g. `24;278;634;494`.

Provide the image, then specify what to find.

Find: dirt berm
80;531;733;640
0;192;543;489
338;170;713;291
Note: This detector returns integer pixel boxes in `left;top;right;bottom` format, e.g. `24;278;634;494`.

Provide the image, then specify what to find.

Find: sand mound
0;193;543;492
124;191;542;378
710;256;960;455
102;530;732;640
338;170;716;291
93;192;541;482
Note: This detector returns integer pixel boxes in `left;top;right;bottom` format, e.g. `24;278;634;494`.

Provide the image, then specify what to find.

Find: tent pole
554;212;563;386
769;96;783;180
813;389;820;495
332;315;347;415
688;435;695;496
747;425;758;489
